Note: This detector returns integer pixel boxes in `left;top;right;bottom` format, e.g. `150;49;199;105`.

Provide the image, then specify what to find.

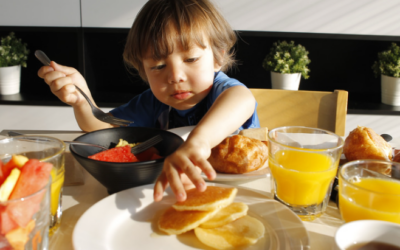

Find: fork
35;50;134;127
131;134;163;154
8;131;163;155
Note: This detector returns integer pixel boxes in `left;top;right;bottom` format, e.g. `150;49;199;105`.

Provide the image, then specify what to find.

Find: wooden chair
249;89;348;136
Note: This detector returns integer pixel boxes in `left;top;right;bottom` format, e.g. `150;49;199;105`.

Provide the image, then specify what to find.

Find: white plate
168;126;270;182
73;183;310;250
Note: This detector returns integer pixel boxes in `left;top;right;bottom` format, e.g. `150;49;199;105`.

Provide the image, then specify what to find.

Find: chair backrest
250;89;348;136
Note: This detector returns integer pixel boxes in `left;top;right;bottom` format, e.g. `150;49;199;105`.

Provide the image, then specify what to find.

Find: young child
38;0;260;202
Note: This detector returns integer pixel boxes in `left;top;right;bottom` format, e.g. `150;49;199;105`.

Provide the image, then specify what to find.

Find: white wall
79;0;400;36
2;0;399;36
0;0;81;27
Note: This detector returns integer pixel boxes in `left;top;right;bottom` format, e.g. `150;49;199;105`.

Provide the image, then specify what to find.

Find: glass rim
339;159;400;196
0;176;51;204
0;135;66;162
268;126;345;151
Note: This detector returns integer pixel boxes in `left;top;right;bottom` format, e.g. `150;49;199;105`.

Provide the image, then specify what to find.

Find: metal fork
8;131;163;155
35;50;134;127
131;134;163;154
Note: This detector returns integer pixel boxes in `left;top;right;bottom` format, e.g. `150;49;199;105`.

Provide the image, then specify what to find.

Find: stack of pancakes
158;186;265;249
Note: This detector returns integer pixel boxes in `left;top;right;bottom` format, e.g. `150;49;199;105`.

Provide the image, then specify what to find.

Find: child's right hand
37;61;90;107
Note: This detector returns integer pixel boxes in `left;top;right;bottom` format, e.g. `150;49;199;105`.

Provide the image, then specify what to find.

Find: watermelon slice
5;159;52;228
89;145;139;163
136;147;161;161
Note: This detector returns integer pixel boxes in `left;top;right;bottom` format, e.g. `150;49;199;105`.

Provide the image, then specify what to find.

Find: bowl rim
70;127;183;165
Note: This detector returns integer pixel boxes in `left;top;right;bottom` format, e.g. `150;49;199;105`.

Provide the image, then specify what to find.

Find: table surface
0;129;346;250
1;121;399;250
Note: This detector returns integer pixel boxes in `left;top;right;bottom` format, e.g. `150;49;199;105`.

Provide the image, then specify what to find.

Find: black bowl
70;127;184;194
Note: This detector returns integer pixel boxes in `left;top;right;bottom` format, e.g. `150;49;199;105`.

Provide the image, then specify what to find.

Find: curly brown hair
123;0;237;82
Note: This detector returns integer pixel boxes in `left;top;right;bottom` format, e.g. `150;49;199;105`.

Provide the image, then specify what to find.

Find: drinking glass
268;126;344;221
0;136;65;235
339;160;400;224
0;174;51;250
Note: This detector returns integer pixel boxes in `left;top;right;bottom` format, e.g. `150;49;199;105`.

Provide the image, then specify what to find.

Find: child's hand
153;137;216;202
38;61;90;107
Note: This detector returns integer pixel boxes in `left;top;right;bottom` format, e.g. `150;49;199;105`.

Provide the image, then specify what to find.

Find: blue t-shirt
110;72;260;130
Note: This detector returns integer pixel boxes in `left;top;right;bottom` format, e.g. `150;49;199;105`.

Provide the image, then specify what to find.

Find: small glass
0;173;51;250
0;136;65;235
339;160;400;224
268;126;344;221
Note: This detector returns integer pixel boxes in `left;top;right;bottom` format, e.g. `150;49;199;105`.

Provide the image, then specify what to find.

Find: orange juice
339;177;400;223
269;149;337;206
50;167;64;216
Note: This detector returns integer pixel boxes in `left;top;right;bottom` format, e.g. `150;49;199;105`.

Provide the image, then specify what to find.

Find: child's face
143;41;222;110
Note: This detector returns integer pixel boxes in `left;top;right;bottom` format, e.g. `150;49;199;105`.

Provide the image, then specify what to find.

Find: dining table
1;125;399;250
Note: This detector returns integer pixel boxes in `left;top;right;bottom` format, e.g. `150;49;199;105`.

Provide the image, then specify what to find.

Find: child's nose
167;65;185;84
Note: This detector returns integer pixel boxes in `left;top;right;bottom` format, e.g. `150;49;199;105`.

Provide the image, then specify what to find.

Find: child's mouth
172;91;192;100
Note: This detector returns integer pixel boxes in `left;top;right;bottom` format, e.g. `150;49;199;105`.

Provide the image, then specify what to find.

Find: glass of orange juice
0;135;65;235
268;126;344;221
339;160;400;224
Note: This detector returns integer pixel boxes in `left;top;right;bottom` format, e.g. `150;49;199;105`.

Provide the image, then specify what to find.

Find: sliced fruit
5;219;35;250
0;155;28;186
136;147;161;161
89;145;139;162
0;168;21;202
0;206;18;235
7;159;52;228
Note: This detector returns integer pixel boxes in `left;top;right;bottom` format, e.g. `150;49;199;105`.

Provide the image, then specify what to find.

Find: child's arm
38;61;113;132
154;85;256;202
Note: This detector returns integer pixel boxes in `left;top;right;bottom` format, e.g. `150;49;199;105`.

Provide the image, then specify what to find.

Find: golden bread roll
207;135;268;174
173;186;237;211
344;126;393;161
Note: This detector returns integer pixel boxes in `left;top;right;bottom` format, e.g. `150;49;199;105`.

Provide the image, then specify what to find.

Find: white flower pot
381;74;400;106
0;65;21;95
270;72;301;90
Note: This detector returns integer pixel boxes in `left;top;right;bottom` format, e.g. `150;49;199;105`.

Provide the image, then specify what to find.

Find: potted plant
372;42;400;106
0;32;29;95
262;40;310;90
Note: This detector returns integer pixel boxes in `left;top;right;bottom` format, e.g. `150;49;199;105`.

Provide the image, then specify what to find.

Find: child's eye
186;57;199;63
151;64;165;70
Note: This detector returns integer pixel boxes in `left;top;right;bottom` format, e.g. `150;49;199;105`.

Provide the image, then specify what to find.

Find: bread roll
344;126;393;161
207;135;268;174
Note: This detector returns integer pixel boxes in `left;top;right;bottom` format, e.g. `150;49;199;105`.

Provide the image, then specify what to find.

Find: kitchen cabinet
0;0;80;27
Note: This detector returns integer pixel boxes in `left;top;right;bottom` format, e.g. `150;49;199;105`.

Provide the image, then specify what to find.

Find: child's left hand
153;137;216;202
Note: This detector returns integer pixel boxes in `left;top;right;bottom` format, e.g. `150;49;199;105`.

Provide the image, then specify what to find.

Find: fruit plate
72;183;310;250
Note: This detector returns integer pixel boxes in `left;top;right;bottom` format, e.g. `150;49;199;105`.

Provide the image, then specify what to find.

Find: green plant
0;32;29;68
372;43;400;78
262;40;311;79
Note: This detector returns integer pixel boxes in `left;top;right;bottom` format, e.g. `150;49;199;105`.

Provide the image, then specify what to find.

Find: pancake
194;215;265;250
173;186;237;212
199;202;248;229
158;206;221;235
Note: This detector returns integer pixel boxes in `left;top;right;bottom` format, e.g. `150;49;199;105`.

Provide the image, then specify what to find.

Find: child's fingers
43;71;67;88
164;161;187;202
179;159;206;192
50;61;78;76
37;66;54;79
194;157;216;181
154;173;169;202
